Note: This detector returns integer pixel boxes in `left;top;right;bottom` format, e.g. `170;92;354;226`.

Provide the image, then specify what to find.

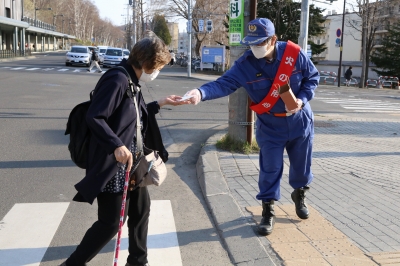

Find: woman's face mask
139;69;160;83
250;39;273;59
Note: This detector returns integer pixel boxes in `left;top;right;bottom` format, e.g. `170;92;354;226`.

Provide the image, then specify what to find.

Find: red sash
250;41;301;115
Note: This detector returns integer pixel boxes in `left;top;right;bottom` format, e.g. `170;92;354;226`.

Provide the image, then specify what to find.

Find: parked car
123;49;130;60
340;77;359;87
366;79;378;88
378;76;399;89
103;48;124;68
324;76;337;85
382;81;393;88
97;46;109;65
65;46;91;67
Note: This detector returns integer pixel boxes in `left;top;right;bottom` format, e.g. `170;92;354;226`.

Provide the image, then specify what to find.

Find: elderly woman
61;33;183;266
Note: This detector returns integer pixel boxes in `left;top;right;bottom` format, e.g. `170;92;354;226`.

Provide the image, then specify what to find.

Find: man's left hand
286;99;303;113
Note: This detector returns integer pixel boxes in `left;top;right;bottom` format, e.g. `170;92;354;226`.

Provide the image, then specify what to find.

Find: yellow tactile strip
367;251;400;265
246;204;378;265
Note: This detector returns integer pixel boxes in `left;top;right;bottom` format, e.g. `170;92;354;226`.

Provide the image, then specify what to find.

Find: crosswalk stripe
0;200;181;266
58;69;69;72
317;97;400;112
42;68;54;71
10;67;27;70
118;200;182;266
73;69;81;72
0;202;70;266
26;68;40;71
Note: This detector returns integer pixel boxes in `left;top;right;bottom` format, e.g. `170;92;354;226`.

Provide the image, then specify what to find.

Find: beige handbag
130;146;167;189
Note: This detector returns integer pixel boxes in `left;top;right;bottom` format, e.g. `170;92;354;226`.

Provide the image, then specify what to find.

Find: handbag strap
115;66;143;157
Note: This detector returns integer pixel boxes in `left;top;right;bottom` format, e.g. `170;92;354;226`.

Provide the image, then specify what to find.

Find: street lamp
53;14;64;28
35;7;52;27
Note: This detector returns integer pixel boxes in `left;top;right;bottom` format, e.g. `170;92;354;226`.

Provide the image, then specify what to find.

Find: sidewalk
197;115;400;265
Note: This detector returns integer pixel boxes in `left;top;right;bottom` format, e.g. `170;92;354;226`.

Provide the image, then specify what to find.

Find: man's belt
250;41;301;115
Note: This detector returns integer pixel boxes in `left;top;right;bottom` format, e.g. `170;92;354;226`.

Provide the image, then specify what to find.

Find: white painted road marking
0;200;182;266
0;202;70;266
26;68;40;71
118;200;182;266
57;69;69;72
10;67;27;70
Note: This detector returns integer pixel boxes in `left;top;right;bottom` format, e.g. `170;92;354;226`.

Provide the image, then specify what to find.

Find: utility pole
337;0;346;87
360;0;368;88
298;0;310;51
187;0;192;77
131;0;137;45
227;0;254;143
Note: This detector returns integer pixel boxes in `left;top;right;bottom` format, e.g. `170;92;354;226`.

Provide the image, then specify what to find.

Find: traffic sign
336;28;341;38
199;19;204;32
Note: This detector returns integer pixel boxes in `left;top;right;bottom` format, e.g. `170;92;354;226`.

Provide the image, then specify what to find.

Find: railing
0;49;32;59
22;16;56;31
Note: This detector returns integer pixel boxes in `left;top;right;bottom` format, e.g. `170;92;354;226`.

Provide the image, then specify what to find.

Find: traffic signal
129;0;132;5
206;20;213;33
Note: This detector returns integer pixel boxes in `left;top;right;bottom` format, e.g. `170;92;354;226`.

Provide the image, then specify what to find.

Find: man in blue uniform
183;18;319;235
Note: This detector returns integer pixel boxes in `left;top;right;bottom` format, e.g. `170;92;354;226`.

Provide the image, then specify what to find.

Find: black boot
258;200;275;236
291;186;310;219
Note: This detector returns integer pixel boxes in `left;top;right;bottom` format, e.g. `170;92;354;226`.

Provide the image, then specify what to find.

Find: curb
196;131;280;266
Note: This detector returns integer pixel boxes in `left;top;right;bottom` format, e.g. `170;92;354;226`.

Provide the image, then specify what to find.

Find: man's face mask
250;39;273;59
139;69;160;83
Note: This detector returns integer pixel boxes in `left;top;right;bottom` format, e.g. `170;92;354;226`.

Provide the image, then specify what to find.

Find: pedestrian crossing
0;200;182;266
1;66;105;74
315;97;400;113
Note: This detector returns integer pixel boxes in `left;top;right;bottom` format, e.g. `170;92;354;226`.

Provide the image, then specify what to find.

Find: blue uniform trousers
255;109;314;202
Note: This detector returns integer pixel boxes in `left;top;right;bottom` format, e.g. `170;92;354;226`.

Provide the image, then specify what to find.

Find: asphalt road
1;52;400;266
0;52;231;266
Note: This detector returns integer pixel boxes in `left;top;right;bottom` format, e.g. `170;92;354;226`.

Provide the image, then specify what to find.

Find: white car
123;49;130;60
103;48;124;68
97;46;109;65
65;46;91;67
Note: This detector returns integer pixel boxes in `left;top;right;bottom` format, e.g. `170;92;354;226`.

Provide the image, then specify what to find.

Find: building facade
0;0;74;56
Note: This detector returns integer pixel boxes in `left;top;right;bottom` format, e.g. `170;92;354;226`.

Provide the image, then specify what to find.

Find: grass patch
216;134;259;154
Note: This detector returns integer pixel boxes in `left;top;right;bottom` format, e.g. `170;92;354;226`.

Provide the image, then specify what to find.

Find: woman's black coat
73;60;167;204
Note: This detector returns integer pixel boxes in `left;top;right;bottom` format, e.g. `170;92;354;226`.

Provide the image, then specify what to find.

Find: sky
92;0;187;32
92;0;348;33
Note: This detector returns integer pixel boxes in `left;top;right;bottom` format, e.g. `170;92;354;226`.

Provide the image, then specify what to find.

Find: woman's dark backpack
64;92;93;169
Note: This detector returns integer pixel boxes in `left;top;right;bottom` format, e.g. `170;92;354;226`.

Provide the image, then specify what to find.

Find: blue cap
240;18;275;45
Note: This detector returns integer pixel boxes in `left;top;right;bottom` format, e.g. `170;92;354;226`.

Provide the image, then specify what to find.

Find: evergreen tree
370;24;400;77
153;14;172;45
257;0;327;64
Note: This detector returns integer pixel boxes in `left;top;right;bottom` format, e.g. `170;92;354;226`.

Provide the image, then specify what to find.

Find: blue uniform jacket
199;42;319;141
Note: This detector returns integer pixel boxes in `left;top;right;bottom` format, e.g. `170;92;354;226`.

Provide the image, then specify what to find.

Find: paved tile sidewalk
199;116;400;265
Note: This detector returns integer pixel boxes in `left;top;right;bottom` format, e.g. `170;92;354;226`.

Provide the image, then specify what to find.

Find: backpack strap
115;66;144;157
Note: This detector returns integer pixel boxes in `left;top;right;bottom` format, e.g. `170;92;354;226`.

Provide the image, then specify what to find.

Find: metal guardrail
0;49;32;58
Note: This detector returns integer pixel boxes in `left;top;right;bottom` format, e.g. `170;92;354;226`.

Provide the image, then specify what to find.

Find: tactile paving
267;228;309;243
298;225;346;241
312;239;365;257
368;251;400;265
325;256;378;265
271;242;323;260
283;258;330;266
246;204;380;265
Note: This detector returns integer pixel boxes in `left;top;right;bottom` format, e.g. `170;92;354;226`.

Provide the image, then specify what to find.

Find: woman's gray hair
127;31;170;70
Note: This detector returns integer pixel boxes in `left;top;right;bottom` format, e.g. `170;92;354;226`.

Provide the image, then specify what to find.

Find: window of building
5;8;11;18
